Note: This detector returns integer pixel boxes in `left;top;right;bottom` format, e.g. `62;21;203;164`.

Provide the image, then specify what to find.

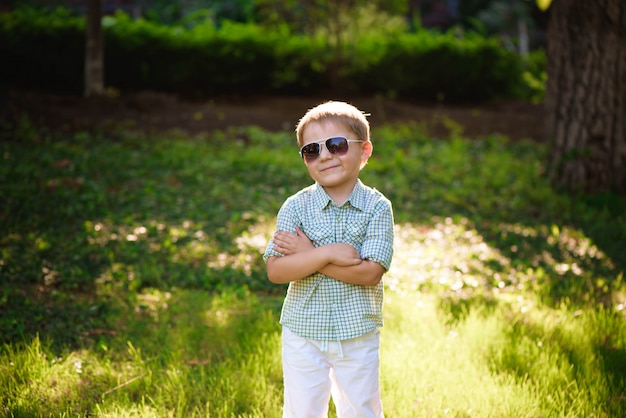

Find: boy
263;101;394;418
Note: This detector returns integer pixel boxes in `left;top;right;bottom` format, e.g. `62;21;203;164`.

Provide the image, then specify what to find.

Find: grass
1;115;625;417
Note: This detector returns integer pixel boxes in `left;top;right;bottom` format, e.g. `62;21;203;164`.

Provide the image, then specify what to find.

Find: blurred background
0;0;549;100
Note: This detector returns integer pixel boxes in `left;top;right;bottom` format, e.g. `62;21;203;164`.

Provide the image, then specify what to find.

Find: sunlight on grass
0;288;284;417
388;218;508;293
2;214;626;416
380;219;626;417
4;283;623;417
381;290;626;417
388;218;626;312
382;293;540;417
2;121;626;416
88;215;277;294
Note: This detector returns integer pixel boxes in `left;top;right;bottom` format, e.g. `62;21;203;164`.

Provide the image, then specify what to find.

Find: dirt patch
1;89;545;141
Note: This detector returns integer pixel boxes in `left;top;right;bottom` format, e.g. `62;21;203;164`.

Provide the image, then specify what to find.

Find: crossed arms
266;227;386;286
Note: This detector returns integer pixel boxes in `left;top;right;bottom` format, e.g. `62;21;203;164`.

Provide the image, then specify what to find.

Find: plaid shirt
264;179;394;341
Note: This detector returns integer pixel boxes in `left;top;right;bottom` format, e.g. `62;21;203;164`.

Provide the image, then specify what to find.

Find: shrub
104;15;278;95
0;7;538;102
0;7;84;92
354;31;522;101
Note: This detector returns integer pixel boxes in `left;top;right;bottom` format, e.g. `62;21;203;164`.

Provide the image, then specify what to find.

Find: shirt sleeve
360;198;394;271
263;197;300;263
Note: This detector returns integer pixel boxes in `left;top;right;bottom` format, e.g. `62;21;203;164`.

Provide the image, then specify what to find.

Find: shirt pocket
344;216;368;248
304;224;334;247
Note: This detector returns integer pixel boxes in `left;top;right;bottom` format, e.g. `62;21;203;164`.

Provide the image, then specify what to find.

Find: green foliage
0;6;84;91
2;114;625;343
0;288;284;417
0;123;304;345
518;48;547;103
381;294;626;417
103;13;279;95
1;115;625;416
255;0;410;32
2;290;624;417
0;6;540;101
143;0;257;25
365;122;625;307
355;30;523;101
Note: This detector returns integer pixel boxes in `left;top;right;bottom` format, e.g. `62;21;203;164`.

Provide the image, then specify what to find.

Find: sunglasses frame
299;136;365;162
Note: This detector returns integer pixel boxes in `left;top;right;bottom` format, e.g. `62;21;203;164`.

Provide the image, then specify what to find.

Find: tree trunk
408;0;421;31
85;0;104;97
545;0;626;194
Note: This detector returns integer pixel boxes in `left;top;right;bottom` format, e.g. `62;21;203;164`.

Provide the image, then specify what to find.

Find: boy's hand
273;227;362;267
324;243;363;267
272;227;314;255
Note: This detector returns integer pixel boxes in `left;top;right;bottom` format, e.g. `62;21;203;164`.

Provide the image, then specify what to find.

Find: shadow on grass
0;125;298;350
434;269;626;416
473;197;626;309
598;344;626;411
2;121;625;357
491;306;626;416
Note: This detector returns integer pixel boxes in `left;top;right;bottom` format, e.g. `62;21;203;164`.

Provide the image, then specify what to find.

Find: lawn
1;116;625;417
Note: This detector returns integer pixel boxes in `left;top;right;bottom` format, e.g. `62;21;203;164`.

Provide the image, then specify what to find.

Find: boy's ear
361;140;373;159
360;140;373;168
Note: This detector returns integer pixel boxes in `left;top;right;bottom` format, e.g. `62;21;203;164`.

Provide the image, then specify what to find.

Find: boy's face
300;121;372;196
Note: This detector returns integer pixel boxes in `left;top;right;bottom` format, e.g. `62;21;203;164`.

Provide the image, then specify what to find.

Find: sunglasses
299;136;365;162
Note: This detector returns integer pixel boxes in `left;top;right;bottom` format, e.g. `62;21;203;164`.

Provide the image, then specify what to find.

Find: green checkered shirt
264;179;394;341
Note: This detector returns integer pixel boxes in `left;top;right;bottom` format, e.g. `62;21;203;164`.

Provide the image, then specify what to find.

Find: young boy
263;101;394;418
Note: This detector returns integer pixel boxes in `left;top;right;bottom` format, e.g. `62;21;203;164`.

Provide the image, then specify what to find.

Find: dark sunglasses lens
301;143;320;161
326;137;349;155
301;137;350;161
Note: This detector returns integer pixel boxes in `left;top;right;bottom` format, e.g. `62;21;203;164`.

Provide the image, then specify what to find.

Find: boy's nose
318;143;332;160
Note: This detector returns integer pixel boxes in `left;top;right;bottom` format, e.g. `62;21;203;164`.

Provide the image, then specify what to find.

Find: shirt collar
312;179;366;211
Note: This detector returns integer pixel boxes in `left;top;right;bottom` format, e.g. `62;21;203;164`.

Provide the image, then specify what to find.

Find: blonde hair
296;101;370;146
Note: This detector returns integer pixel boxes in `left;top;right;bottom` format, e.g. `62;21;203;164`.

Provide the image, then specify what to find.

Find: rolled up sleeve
360;200;394;271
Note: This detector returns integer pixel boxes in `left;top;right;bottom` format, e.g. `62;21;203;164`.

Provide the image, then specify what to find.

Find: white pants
281;326;384;418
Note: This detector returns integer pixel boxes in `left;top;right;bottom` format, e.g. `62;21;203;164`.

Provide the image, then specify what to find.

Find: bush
354;31;522;101
0;7;537;101
0;7;84;92
104;15;279;95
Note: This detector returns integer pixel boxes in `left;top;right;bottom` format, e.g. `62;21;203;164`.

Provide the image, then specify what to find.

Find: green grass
381;293;626;417
1;116;625;417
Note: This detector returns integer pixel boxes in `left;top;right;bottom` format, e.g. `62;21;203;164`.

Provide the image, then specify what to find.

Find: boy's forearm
266;247;331;284
319;260;386;286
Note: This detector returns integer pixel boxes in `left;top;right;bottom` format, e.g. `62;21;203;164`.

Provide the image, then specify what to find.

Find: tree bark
545;0;626;194
85;0;104;97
